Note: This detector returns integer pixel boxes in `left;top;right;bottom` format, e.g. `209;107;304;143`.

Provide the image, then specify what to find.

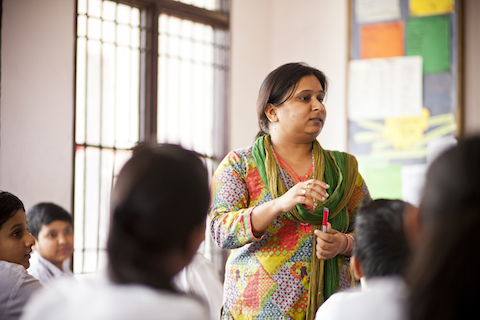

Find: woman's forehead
294;75;324;93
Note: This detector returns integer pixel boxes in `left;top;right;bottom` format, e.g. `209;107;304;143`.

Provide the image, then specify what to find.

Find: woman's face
0;209;35;268
267;74;326;142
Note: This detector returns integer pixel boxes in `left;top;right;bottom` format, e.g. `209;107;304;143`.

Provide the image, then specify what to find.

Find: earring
272;122;276;132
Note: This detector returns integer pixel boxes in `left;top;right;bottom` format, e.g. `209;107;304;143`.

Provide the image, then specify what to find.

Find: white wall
230;0;349;151
1;0;75;210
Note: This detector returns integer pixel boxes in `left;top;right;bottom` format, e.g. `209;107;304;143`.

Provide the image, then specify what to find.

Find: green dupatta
252;135;358;320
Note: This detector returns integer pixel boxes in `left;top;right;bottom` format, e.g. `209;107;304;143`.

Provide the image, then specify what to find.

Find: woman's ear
350;256;364;280
265;103;278;123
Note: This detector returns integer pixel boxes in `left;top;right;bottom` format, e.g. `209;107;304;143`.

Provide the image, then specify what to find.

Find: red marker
322;207;329;232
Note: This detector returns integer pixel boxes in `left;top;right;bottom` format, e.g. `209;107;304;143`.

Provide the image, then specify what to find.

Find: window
74;0;229;276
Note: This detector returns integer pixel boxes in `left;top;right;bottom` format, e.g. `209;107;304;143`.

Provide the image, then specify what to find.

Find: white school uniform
27;251;74;288
0;260;43;320
314;276;408;320
174;253;224;320
21;276;210;320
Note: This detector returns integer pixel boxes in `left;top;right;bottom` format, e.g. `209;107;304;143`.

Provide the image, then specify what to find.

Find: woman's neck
270;136;313;158
270;136;314;177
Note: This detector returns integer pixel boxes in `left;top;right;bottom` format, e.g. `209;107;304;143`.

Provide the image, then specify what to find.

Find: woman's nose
312;97;322;111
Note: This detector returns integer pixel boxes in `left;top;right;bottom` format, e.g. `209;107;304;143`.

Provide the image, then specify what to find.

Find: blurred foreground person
407;136;480;320
22;144;211;320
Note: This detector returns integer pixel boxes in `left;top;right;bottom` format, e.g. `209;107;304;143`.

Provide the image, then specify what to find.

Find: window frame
73;0;230;276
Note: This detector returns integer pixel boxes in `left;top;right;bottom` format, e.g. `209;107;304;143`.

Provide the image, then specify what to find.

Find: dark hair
353;199;410;278
0;191;25;230
256;62;328;139
108;144;210;291
26;203;72;239
418;136;480;230
407;136;480;320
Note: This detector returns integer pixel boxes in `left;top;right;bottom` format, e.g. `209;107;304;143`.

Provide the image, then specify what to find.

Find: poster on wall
347;0;460;205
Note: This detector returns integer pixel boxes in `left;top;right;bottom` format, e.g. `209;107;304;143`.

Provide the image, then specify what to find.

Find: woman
22;144;211;320
407;136;480;320
210;63;371;320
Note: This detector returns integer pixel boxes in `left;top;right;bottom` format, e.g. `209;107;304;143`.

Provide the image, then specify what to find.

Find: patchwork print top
209;146;371;320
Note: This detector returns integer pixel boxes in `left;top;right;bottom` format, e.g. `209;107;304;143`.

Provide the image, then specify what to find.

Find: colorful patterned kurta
209;146;371;320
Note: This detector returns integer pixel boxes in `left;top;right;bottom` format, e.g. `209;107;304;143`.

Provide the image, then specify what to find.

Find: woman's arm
210;149;330;249
209;150;263;249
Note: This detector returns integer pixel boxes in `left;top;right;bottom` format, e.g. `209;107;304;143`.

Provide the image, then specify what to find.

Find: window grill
74;0;229;276
75;0;144;275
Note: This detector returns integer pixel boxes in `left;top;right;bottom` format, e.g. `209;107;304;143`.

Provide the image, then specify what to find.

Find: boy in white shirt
315;199;413;320
26;203;74;287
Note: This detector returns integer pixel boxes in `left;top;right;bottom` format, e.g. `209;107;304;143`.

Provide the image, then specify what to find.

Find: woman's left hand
313;223;348;260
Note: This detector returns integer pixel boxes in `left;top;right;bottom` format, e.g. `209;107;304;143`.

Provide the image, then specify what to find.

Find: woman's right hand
251;179;330;234
274;179;330;213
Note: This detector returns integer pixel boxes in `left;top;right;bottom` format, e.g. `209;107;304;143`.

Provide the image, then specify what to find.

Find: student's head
419;136;480;231
0;191;35;268
26;203;73;270
256;62;328;139
351;199;411;280
407;136;480;320
108;144;210;291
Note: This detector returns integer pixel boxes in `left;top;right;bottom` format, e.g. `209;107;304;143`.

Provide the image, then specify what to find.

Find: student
315;199;412;320
22;144;211;320
0;191;43;320
26;203;74;287
173;246;224;320
407;136;480;320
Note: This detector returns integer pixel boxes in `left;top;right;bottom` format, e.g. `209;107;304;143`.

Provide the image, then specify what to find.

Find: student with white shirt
22;144;211;320
0;191;43;320
174;251;224;320
315;199;413;320
26;203;74;287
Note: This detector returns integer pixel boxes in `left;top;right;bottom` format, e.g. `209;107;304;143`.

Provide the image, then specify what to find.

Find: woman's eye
300;96;310;102
48;232;57;238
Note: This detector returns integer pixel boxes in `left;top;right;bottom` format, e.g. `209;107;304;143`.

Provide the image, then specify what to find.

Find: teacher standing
209;62;371;320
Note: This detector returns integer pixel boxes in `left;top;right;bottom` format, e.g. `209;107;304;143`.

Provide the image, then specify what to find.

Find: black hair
407;136;480;320
419;136;480;230
353;199;410;278
108;144;210;291
256;62;328;139
26;203;72;239
0;191;25;230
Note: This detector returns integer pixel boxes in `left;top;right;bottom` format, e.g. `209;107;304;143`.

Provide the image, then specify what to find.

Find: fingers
314;225;343;260
302;180;329;202
315;236;338;260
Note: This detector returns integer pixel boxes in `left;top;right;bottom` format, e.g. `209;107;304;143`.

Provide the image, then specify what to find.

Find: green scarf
252;135;358;320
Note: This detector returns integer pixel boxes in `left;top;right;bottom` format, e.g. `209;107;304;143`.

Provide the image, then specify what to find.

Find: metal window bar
74;0;229;277
75;0;144;276
156;11;229;275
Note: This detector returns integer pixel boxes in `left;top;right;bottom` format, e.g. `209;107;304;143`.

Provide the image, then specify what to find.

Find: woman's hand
251;179;329;234
314;223;348;260
274;179;330;213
